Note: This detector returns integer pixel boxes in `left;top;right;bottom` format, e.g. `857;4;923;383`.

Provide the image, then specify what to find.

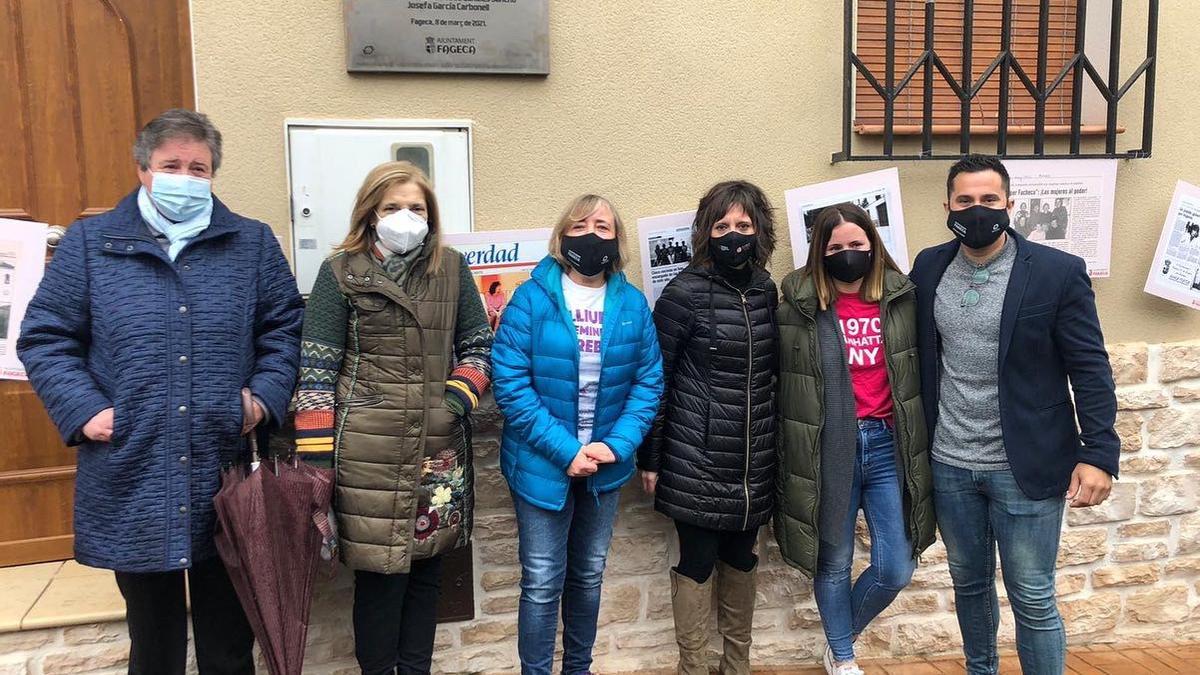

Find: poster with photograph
1144;181;1200;311
783;168;910;271
637;210;695;305
0;218;49;380
1004;159;1117;277
443;229;552;332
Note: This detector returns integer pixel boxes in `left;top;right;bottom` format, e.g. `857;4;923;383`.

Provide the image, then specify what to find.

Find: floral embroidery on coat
412;444;469;552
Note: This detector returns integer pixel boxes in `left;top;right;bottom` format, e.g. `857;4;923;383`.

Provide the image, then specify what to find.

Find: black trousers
353;555;443;675
674;520;759;584
115;555;255;675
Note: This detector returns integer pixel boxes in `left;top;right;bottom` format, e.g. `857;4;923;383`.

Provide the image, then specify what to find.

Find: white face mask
375;208;429;255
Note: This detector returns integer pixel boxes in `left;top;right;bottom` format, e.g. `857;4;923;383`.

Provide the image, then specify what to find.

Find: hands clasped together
567;442;617;478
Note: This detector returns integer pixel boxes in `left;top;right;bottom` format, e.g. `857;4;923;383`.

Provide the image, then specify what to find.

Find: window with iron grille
835;0;1159;162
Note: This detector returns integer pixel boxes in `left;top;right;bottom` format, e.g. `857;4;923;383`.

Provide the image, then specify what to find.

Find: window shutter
855;0;1078;133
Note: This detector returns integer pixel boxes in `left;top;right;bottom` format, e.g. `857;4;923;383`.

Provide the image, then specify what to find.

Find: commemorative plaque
345;0;549;74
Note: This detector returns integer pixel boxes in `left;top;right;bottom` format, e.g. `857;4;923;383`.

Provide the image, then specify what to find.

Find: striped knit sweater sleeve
294;259;347;464
444;254;494;417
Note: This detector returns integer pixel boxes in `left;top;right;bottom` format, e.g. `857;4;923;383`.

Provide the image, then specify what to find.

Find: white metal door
286;120;473;294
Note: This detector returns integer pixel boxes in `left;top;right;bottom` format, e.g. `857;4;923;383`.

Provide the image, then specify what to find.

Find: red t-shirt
834;292;894;421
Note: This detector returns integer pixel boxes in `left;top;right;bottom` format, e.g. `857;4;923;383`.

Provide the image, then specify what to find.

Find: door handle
46;225;67;249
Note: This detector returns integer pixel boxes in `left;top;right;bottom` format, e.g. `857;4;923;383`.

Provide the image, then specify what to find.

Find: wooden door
0;0;194;566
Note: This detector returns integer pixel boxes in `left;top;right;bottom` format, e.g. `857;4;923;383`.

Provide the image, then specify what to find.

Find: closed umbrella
213;435;335;675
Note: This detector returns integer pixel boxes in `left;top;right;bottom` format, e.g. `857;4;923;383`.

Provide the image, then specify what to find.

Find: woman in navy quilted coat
491;194;663;674
17;109;303;675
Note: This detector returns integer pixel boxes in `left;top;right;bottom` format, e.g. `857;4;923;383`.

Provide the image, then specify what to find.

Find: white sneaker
823;643;864;675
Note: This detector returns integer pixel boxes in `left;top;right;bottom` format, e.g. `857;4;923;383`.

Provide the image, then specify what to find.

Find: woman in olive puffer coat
638;180;779;675
774;202;935;675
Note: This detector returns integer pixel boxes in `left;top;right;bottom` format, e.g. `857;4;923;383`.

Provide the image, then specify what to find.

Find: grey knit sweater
932;237;1017;470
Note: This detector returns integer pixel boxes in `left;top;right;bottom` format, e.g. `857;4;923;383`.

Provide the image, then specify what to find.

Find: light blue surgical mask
149;171;212;222
137;187;213;261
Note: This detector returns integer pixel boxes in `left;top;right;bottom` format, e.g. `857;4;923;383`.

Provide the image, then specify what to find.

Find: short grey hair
133;109;223;173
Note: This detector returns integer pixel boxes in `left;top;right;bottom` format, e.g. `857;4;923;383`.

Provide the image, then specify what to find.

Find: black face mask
561;232;619;278
824;249;872;283
711;231;756;269
947;205;1009;249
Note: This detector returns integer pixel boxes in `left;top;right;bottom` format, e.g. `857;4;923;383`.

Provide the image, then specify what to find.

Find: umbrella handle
248;433;261;465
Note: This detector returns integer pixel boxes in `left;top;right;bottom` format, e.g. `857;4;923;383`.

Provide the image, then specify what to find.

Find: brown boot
671;568;713;675
715;561;756;675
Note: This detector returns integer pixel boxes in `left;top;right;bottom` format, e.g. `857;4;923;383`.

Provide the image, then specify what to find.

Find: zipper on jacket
333;308;364;470
738;290;753;531
717;275;761;532
785;284;829;566
881;283;922;554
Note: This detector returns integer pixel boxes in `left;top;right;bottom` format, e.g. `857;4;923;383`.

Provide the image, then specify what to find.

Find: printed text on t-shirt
840;316;882;367
576;309;603;353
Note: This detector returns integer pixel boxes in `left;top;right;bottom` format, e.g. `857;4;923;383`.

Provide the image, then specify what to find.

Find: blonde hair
803;202;900;311
548;194;628;274
334;161;443;276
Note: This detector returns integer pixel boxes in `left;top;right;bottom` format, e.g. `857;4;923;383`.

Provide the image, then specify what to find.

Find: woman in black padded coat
637;180;778;675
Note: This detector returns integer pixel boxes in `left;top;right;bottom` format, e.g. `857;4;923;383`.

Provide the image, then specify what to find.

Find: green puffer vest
773;268;936;577
330;250;469;574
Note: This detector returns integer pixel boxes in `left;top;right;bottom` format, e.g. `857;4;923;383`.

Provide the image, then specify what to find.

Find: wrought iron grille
833;0;1159;162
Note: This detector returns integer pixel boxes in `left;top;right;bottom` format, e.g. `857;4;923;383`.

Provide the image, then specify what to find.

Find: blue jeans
512;480;621;675
814;420;916;662
933;461;1066;675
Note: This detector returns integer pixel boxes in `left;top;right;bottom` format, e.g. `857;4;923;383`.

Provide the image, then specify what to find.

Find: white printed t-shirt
561;272;606;444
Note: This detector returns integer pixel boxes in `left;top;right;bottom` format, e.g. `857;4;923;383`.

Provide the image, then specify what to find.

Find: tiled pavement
0;560;123;632
2;559;1196;675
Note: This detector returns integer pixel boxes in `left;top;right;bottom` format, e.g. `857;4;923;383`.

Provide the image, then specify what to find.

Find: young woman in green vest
293;161;493;674
773;203;936;675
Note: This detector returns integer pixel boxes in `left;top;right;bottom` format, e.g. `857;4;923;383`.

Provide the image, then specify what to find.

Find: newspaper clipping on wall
1145;181;1200;311
444;229;552;332
0;218;49;380
636;210;695;305
1004;159;1117;277
783;168;911;272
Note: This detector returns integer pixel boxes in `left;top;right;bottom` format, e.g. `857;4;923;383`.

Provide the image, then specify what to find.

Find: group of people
653;239;692;267
1013;198;1070;241
16;109;1119;675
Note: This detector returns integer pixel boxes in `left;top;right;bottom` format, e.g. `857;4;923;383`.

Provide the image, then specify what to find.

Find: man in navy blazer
909;155;1118;675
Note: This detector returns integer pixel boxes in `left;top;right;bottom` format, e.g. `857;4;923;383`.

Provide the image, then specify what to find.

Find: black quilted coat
637;264;778;531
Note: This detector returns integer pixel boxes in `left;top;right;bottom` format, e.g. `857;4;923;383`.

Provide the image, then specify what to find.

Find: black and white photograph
1176;219;1200;250
638;211;697;304
0;219;49;379
1146;181;1200;310
1004;159;1116;277
801;188;892;247
0;242;20;343
648;234;692;269
1014;197;1070;241
784;168;910;271
1166;200;1200;263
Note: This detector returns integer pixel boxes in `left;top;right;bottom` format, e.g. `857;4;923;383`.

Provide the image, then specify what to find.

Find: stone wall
3;341;1197;675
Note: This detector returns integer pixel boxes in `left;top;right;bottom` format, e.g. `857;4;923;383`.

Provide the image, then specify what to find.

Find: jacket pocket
350;294;388;312
337;394;384;409
1037;400;1077;451
110;402;128;445
228;393;246;447
426;403;460;443
1017;301;1055;321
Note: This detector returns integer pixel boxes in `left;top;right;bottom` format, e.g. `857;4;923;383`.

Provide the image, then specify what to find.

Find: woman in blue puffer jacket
491;193;663;675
